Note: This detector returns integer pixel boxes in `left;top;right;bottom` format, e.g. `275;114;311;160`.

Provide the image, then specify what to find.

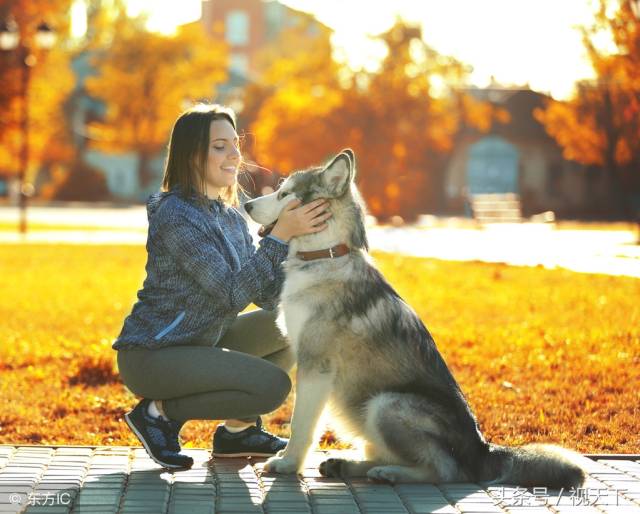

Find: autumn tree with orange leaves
85;8;228;187
349;22;508;219
0;0;75;182
245;18;344;172
535;0;640;220
248;19;506;221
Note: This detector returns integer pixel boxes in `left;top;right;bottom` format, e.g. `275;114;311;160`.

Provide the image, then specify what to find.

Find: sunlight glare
280;0;600;99
70;0;88;39
126;0;202;35
121;0;602;99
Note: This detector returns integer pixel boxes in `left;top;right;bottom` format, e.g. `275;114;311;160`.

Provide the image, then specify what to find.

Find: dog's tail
481;443;587;489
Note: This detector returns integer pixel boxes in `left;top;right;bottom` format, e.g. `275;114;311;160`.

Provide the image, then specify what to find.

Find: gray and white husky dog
244;150;586;487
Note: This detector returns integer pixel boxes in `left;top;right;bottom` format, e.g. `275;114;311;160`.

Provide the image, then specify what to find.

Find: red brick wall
202;0;265;75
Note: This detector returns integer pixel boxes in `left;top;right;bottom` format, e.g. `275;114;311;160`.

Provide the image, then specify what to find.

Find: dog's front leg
264;362;334;474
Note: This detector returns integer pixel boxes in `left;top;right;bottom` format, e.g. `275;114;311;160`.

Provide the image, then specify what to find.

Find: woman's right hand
269;199;331;242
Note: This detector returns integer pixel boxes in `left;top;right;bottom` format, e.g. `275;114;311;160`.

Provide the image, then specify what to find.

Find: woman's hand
269;199;331;242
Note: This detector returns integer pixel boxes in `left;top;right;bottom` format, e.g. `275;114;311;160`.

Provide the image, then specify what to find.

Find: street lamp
0;19;56;234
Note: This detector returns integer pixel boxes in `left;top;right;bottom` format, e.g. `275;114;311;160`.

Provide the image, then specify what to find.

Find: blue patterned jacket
112;190;288;350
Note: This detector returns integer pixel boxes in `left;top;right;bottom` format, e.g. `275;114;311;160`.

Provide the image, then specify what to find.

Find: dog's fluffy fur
244;150;587;486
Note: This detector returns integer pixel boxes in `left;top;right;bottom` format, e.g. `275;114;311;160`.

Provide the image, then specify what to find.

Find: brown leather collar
296;243;350;261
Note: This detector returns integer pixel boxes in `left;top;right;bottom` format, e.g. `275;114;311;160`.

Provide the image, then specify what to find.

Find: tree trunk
137;151;153;189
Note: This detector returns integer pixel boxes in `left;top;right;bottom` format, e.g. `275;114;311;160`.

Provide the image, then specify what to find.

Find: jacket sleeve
245;232;286;311
157;209;289;314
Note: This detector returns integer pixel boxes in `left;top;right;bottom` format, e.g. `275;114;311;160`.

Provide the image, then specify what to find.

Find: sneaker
165;418;187;453
124;398;194;470
212;417;288;458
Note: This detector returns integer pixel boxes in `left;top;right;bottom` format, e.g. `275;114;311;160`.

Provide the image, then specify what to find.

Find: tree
85;11;228;187
534;0;640;220
0;0;75;182
350;22;508;219
248;19;504;221
40;159;110;201
246;18;346;172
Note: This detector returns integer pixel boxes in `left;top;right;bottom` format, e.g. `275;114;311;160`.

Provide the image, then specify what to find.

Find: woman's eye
213;145;225;151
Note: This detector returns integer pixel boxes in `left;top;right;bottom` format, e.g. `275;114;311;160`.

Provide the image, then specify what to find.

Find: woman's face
204;119;240;197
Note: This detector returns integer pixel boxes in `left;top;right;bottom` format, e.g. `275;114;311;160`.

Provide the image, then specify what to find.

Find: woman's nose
229;146;240;159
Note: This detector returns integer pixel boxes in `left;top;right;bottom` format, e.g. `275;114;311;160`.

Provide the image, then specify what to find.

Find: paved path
1;446;639;513
0;205;149;229
370;224;640;278
1;206;639;278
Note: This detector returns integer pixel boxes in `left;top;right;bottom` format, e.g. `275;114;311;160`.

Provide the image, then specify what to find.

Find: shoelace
254;417;268;434
147;424;168;447
163;419;184;453
248;419;282;444
143;408;182;453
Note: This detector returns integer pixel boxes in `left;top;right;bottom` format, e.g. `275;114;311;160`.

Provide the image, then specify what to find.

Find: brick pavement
1;446;639;514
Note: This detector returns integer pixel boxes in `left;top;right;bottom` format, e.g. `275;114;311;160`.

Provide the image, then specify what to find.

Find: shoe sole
211;451;280;458
124;412;192;470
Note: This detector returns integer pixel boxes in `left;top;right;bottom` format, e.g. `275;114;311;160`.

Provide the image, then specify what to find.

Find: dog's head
245;149;368;251
245;149;355;226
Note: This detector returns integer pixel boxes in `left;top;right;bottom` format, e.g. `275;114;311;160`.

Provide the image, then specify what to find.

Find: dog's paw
319;458;346;478
263;455;300;475
367;466;398;484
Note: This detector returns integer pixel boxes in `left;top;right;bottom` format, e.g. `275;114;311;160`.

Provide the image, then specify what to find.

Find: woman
113;104;331;470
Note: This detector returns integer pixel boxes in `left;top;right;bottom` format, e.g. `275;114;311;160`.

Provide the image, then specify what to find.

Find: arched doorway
466;136;519;195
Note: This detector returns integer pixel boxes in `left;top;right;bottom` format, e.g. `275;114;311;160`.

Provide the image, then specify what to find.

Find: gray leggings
116;309;294;423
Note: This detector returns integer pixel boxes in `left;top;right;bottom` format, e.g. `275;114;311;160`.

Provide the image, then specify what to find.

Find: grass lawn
0;222;146;232
0;244;638;453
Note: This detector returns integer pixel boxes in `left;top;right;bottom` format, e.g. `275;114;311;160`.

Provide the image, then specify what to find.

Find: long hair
161;104;239;206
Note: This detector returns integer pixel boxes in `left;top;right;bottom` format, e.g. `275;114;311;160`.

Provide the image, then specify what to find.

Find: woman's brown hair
162;104;239;206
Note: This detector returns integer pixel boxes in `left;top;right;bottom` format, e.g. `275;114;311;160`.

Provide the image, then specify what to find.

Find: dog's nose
244;202;253;214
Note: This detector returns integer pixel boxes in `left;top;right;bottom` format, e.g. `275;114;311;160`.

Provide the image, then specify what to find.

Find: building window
265;1;283;40
230;53;249;76
226;10;249;46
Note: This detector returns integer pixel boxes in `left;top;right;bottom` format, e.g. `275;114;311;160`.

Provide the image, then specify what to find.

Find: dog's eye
279;191;290;200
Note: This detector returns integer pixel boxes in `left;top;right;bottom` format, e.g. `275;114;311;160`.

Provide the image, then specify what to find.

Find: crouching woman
112;104;330;469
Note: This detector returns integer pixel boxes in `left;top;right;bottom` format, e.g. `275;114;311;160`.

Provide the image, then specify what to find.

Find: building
201;0;325;85
442;88;615;219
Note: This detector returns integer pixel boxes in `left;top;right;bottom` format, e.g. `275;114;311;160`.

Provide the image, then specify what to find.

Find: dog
244;150;586;486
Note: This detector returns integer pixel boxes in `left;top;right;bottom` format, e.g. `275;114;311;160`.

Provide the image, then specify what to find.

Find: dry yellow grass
0;244;638;453
0;223;146;232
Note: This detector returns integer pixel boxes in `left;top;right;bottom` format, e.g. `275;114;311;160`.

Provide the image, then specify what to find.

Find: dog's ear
341;148;354;164
322;150;355;196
